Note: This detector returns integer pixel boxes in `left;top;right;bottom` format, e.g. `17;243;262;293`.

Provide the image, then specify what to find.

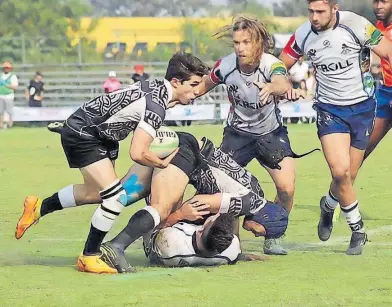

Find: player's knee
276;182;295;200
330;166;351;184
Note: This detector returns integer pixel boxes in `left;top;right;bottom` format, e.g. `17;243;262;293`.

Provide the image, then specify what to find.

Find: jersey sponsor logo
145;110;163;129
307;49;317;60
315;60;353;72
323;40;331;48
341;43;351;55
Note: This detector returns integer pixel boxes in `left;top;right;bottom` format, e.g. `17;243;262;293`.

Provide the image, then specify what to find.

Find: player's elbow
130;146;144;164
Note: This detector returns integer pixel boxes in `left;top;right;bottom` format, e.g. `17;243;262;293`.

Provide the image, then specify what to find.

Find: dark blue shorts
314;98;376;150
376;85;392;120
219;125;293;168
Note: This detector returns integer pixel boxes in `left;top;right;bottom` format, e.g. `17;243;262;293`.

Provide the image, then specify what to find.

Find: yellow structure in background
70;16;307;56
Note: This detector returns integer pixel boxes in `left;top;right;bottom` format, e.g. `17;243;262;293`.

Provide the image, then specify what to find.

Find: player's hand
285;88;306;101
180;200;210;221
253;81;273;105
160;148;179;168
238;253;269;262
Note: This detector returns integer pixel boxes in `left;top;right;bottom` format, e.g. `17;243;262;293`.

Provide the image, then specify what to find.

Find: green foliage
0;0;95;64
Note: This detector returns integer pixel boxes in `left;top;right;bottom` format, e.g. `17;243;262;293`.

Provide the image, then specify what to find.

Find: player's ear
170;78;181;89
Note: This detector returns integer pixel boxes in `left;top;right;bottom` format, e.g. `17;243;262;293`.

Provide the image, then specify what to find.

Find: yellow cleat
77;254;117;274
15;196;42;240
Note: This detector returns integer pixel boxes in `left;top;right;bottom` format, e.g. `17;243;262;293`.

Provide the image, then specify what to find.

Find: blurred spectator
103;71;121;93
0;61;18;129
25;72;44;107
289;56;309;89
131;64;149;83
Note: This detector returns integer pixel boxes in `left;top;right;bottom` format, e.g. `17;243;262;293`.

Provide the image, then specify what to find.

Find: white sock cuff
341;200;358;211
143;206;161;228
58;185;76;208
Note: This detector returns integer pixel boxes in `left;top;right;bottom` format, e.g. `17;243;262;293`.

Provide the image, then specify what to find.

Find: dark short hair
35;71;42;76
165;52;209;82
204;214;235;254
307;0;337;5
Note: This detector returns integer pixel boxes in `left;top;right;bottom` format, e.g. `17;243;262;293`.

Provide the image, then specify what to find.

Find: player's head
200;213;235;254
243;202;288;239
307;0;339;32
215;14;274;67
165;53;209;105
373;0;392;23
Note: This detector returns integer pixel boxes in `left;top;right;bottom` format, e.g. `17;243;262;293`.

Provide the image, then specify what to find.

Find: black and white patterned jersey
209;52;288;136
190;147;266;216
65;79;172;141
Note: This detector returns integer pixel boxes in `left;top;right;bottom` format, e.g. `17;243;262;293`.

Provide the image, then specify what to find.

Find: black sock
83;225;107;256
110;209;155;252
40;193;63;217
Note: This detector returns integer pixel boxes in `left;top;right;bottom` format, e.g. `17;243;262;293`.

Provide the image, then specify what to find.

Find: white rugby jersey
209;52;288;135
144;222;241;267
66;79;172;141
283;11;383;106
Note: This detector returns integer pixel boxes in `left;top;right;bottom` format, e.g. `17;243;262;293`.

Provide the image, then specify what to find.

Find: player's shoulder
338;10;371;30
294;21;313;43
216;52;237;73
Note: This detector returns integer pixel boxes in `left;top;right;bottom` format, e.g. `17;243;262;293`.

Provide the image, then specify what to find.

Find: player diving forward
16;53;210;273
280;0;392;254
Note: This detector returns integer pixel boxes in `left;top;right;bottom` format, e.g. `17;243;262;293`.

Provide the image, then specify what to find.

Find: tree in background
0;0;97;64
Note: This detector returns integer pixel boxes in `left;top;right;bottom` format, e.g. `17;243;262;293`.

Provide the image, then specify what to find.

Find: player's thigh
80;158;118;190
320;133;351;180
219;126;255;167
150;164;189;219
264;157;296;194
121;164;153;202
0;98;5;115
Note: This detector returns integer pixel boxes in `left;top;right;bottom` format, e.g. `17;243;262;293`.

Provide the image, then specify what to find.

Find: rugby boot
100;242;136;273
346;232;367;256
318;196;334;241
77;253;117;274
263;237;288;255
15;196;42;239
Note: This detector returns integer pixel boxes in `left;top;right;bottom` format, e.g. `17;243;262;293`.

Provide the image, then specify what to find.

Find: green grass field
1;125;392;307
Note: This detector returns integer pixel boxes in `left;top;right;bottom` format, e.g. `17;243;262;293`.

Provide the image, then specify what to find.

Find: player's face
174;75;203;104
373;0;392;22
233;29;256;66
308;1;338;31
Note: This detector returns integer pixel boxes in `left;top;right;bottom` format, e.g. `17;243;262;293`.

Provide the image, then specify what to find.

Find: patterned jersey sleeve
344;12;383;48
209;59;224;85
138;94;165;138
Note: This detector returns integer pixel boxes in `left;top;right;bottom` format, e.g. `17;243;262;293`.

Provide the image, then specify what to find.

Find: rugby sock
340;200;365;233
323;190;339;212
110;206;160;252
40;185;76;217
83;180;126;255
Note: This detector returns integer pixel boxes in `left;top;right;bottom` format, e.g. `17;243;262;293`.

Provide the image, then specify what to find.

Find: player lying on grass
99;131;288;272
16;53;210;274
138;203;284;268
16;130;288;273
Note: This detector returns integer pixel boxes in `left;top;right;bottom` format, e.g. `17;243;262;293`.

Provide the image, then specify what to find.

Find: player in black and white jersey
15;53;209;274
99;132;288;272
195;14;307;255
280;0;392;255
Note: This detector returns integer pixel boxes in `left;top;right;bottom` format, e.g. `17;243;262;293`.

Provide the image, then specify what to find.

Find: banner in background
220;101;316;120
12;105;216;122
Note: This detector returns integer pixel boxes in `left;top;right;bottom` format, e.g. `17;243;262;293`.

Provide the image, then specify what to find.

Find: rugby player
195;14;308;255
364;0;392;159
280;0;392;254
15;53;210;273
100;132;289;272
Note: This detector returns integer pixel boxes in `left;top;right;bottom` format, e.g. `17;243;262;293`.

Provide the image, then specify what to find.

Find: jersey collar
164;78;173;104
311;11;340;34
